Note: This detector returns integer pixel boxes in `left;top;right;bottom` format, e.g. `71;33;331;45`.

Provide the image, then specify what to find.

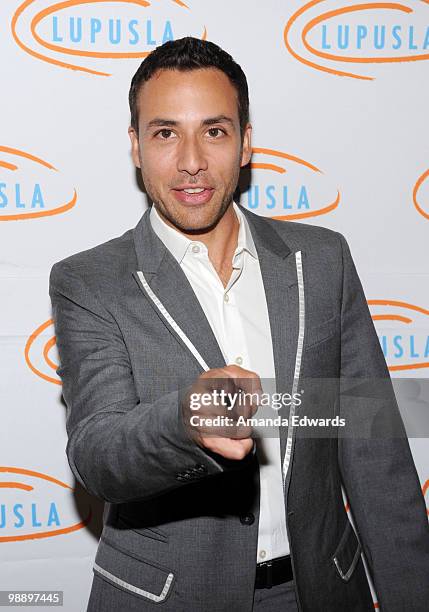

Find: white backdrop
1;1;428;610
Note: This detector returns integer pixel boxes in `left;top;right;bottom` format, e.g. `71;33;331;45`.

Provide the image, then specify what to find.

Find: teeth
183;188;205;194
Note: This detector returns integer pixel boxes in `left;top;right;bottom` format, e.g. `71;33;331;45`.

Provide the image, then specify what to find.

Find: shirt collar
149;201;258;264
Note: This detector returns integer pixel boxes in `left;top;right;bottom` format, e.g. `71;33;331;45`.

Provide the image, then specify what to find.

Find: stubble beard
141;165;241;235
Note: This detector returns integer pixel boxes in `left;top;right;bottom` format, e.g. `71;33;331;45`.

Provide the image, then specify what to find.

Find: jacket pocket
332;520;362;582
305;314;339;349
93;538;175;603
116;514;168;543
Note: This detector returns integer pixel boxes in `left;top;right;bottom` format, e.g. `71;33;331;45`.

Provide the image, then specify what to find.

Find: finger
202;437;254;460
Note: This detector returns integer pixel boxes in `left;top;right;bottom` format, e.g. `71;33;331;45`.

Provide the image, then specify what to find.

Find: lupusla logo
0;146;77;221
241;147;340;220
12;0;207;76
0;467;91;542
284;0;429;80
413;167;429;220
368;299;429;371
25;319;61;385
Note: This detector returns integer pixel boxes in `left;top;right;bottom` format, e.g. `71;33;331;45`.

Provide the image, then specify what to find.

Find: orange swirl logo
12;0;207;76
0;145;77;221
413;167;429;220
242;147;340;220
0;467;91;542
284;0;429;80
369;299;429;371
25;319;61;385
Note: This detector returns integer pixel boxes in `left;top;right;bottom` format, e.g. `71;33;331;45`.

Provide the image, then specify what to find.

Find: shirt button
224;293;229;303
239;513;255;525
235;356;243;365
191;244;200;254
259;550;266;560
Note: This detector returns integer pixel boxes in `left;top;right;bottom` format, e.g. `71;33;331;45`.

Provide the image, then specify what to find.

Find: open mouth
172;187;215;205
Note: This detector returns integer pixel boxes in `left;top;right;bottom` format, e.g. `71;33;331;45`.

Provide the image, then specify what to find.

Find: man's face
128;67;252;233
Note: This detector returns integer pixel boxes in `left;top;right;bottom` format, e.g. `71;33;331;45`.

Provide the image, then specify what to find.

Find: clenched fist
181;365;262;460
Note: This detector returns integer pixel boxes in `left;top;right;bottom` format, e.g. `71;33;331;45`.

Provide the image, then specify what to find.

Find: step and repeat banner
1;1;428;610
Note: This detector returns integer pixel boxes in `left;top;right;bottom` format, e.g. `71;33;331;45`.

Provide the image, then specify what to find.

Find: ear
128;126;141;169
240;123;252;168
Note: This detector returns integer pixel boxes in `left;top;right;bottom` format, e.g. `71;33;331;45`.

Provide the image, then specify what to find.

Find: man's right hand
180;365;262;460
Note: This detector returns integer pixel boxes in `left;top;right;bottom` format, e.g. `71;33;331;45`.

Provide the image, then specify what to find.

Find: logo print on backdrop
413;167;429;220
0;467;91;542
12;0;207;76
0;146;77;221
368;300;429;371
243;147;340;220
284;0;429;80
25;319;61;385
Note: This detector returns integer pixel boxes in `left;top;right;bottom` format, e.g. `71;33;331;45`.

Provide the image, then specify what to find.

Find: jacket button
240;513;255;525
176;472;191;481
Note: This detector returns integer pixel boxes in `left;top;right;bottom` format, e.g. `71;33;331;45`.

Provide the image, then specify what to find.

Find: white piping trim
93;562;174;602
282;251;305;488
136;270;209;372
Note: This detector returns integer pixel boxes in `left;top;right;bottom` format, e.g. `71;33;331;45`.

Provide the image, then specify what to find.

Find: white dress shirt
150;201;290;563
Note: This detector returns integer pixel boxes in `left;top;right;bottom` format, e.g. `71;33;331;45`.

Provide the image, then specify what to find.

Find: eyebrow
145;115;235;131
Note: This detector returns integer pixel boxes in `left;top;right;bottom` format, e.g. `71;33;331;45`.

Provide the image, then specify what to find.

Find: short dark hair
129;37;249;138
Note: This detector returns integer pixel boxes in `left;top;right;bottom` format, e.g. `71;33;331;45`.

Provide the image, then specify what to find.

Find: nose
176;134;208;176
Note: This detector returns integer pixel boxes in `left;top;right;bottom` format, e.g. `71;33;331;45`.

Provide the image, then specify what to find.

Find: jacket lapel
132;208;226;372
240;207;302;465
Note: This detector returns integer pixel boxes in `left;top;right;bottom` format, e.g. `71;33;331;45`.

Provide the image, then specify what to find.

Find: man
49;37;429;611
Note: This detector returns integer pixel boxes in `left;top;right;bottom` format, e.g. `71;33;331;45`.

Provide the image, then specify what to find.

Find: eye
156;129;175;140
207;127;225;138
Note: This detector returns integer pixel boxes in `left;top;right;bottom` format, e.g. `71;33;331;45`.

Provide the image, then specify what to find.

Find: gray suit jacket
49;205;429;611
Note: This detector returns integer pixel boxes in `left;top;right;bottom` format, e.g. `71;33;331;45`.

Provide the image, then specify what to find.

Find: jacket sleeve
49;261;254;504
336;233;429;611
